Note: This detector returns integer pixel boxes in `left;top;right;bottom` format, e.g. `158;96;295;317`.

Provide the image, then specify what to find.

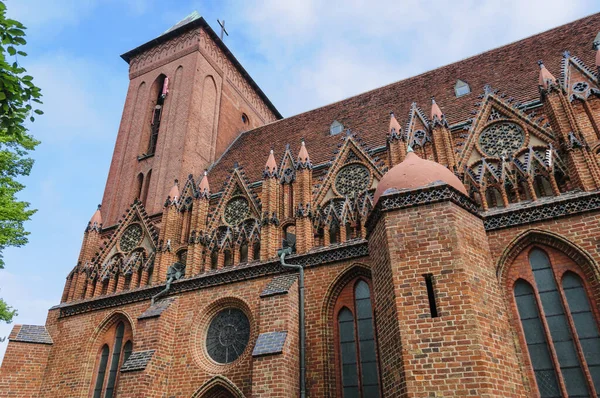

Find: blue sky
0;0;598;360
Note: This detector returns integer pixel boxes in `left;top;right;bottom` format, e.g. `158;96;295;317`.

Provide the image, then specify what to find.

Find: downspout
278;246;306;398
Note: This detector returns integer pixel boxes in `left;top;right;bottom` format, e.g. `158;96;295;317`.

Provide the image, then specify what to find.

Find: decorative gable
458;85;555;170
91;200;157;281
207;166;261;231
560;51;600;101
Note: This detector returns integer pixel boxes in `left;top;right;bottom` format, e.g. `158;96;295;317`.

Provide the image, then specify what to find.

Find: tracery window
335;164;370;197
224;196;250;226
334;278;381;397
513;248;600;397
92;320;133;398
478;122;525;157
206;308;250;364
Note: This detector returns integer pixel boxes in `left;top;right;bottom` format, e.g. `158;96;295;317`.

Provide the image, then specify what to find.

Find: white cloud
237;0;597;116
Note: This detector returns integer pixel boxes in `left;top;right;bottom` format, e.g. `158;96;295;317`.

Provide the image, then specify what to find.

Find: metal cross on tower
217;19;229;41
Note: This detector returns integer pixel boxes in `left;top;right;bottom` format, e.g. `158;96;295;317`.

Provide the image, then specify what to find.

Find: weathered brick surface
4;11;600;398
369;199;528;397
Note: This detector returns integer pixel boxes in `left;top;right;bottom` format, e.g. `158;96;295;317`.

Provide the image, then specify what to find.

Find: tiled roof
260;274;298;297
138;297;175;320
10;325;53;345
208;13;600;186
252;331;288;357
121;350;155;372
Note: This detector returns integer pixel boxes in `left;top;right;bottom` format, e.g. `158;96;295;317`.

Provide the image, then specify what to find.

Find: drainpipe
278;246;306;398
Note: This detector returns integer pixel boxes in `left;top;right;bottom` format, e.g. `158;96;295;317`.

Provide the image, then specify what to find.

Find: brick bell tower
101;12;281;226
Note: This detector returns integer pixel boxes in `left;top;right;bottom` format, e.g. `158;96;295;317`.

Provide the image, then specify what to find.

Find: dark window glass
330;222;339;244
239;244;248;263
562;272;600;393
104;322;125;398
123;341;133;364
93;345;110;398
224;249;233;267
354;281;379;398
514;280;561;397
529;250;589;397
206;308;250;364
338;308;359;397
211;250;218;269
253;242;260;261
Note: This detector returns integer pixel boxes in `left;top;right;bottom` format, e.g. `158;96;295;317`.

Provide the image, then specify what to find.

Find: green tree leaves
0;0;42;323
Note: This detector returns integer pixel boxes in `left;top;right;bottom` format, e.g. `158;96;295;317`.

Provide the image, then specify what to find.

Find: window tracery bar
104;322;125;397
562;272;600;392
529;250;588;396
514;280;561;397
338;308;359;397
93;345;110;398
354;281;379;397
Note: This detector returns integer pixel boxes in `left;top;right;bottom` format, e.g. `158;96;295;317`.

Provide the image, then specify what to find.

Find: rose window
334;164;370;197
206;308;250;364
478;122;525;157
119;224;143;252
224;197;250;226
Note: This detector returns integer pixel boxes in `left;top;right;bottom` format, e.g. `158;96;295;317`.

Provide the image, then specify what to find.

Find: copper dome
373;151;467;204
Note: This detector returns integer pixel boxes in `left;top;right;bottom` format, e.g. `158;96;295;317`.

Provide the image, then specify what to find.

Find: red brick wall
369;200;528;397
0;326;52;397
101;28;277;227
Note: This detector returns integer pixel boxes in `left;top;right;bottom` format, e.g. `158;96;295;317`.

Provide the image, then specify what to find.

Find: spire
297;139;312;169
389;112;402;135
538;60;557;89
198;171;210;199
87;204;102;231
264;149;278;178
167;179;180;204
430;98;443;120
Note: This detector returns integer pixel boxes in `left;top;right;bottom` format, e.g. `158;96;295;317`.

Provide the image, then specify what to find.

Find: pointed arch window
92;320;133;398
512;248;600;396
252;241;261;261
334;278;381;397
239;243;248;263
146;75;168;156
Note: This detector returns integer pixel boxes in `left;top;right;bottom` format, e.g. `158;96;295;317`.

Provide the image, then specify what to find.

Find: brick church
3;10;600;397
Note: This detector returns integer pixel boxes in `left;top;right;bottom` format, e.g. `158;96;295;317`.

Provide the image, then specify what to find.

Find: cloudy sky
0;0;598;360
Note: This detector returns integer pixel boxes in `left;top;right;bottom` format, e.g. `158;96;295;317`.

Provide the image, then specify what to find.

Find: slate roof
252;331;288;357
208;13;600;186
120;350;155;372
10;325;53;345
138;297;176;320
260;274;298;297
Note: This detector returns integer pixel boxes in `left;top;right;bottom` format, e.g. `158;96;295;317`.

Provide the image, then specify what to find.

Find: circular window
241;113;249;125
206;308;250;364
335;163;370;196
224;197;250;226
119;224;143;252
478;122;525;157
